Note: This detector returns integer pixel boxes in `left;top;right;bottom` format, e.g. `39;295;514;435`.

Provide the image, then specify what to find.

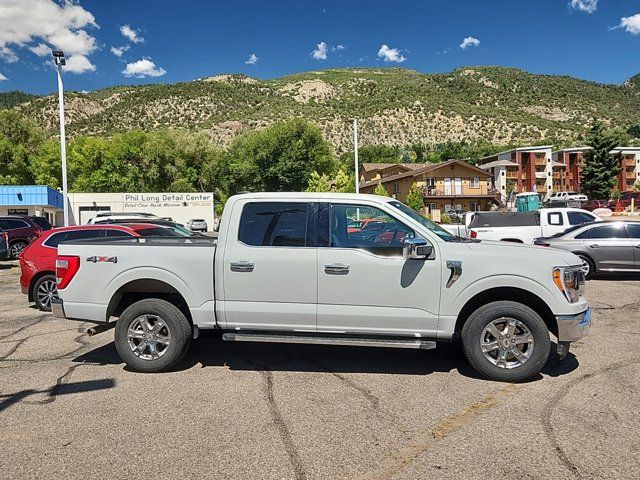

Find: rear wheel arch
107;278;193;326
454;286;557;339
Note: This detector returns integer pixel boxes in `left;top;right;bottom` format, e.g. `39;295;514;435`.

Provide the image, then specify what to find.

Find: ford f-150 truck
52;193;591;382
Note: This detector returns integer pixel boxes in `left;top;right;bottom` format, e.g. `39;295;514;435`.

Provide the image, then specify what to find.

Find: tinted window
44;229;104;248
136;227;183;237
1;219;30;230
330;204;414;254
104;230;134;238
584;225;629;239
567;212;595;226
625;224;640;239
239;202;309;247
29;217;52;230
548;213;563;226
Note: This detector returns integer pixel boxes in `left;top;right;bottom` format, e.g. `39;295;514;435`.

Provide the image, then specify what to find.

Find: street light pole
53;50;69;227
353;119;359;194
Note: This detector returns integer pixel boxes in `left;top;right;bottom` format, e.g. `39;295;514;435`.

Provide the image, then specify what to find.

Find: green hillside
10;66;640;151
0;90;40;109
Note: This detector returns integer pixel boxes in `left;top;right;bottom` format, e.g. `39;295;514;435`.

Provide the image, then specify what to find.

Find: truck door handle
589;244;599;249
324;263;350;275
230;261;255;272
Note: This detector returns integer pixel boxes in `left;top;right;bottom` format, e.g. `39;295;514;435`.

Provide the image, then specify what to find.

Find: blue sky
0;0;639;94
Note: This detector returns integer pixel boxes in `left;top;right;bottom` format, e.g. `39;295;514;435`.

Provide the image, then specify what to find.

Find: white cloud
245;53;258;65
64;54;96;74
120;24;144;44
0;72;7;81
29;43;50;57
122;58;166;78
377;44;406;63
0;0;97;71
110;45;130;57
460;36;480;49
616;13;640;35
336;44;346;51
311;41;328;60
569;0;598;14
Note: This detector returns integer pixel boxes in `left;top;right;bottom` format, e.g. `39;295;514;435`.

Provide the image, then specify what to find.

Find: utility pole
53;50;69;226
354;119;359;193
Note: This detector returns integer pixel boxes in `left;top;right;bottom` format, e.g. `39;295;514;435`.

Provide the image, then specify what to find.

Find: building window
425;178;436;187
470;177;479;188
393;181;400;194
426;203;437;213
470;202;479;211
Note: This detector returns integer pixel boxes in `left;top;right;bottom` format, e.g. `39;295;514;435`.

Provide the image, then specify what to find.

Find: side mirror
403;238;432;260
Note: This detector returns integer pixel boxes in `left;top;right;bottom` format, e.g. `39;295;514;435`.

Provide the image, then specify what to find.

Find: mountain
0;90;40;109
9;67;640;151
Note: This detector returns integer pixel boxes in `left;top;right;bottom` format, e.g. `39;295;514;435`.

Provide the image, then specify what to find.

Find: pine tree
581;120;621;200
374;182;388;196
406;182;425;212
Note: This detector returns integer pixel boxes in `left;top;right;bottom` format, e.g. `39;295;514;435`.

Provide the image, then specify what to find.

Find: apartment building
359;159;499;212
552;147;590;192
612;147;640;192
477;146;560;201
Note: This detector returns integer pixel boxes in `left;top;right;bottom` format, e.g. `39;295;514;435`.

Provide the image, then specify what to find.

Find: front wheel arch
454;286;557;339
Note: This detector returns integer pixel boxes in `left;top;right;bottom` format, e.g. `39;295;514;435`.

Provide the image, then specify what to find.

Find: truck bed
56;237;217;326
468;211;539;228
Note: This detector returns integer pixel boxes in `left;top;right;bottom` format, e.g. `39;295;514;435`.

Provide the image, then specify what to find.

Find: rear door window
1;219;30;230
238;202;309;247
44;229;105;248
585;224;629;239
625;224;640;239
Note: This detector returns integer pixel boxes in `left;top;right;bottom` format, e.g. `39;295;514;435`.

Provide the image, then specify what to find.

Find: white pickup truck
52;193;591;382
456;208;601;244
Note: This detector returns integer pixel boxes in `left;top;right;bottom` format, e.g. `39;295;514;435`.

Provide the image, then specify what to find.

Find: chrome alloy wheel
36;279;58;310
579;258;590;277
480;317;535;369
127;315;171;360
9;242;26;259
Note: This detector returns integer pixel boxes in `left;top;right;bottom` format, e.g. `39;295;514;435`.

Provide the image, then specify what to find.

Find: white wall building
67;192;215;230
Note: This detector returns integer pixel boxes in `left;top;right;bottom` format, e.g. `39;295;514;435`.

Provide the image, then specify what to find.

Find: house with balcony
359;159;499;213
552;147;590;193
477;146;562;201
612;147;640;192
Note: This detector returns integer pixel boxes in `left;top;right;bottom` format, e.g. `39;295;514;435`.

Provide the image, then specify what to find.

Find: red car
346;218;385;234
609;192;640;210
19;224;186;311
582;200;609;211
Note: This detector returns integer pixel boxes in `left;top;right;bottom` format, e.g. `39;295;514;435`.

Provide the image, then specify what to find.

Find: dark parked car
535;221;640;279
0;216;43;259
0;228;8;261
26;215;53;231
96;218;198;236
582;200;609;212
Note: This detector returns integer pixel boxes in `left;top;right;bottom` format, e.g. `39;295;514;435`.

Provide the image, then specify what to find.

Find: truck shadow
73;333;579;382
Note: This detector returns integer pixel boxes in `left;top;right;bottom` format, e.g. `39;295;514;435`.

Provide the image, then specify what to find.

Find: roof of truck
230;192;394;201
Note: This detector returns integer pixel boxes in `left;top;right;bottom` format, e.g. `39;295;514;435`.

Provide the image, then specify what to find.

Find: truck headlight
553;266;584;303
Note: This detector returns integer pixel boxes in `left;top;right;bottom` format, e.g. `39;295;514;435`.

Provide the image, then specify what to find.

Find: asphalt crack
0;314;50;341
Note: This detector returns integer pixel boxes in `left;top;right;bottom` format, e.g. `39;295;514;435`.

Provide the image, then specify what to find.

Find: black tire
576;254;595;280
33;274;57;311
114;298;192;373
9;240;28;259
461;301;551;382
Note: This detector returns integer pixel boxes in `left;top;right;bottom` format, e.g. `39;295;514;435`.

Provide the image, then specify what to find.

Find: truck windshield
388;201;456;242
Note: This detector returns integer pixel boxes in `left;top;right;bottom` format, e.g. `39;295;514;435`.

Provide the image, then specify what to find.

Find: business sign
122;193;214;209
8;208;28;215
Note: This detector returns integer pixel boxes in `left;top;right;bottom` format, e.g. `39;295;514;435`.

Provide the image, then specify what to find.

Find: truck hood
465;239;581;267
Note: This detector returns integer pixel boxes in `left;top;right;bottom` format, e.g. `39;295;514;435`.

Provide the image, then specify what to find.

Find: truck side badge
86;256;118;264
446;260;462;288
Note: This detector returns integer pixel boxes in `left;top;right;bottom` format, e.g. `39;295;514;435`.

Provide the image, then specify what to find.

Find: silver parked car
535;221;640;279
186;218;208;232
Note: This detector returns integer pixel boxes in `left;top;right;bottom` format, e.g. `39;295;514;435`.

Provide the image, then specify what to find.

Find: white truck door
317;202;441;337
222;200;317;331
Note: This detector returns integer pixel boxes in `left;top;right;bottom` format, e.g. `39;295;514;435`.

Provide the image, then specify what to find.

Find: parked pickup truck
464;208;601;244
52;193;591;382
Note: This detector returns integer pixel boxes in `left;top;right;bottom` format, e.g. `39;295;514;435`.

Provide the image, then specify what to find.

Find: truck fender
103;266;196;309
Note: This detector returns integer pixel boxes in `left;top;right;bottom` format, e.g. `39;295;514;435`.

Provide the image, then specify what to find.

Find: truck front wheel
114;298;192;373
462;301;551;382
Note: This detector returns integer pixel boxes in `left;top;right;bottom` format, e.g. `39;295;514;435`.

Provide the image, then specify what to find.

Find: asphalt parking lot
0;260;638;480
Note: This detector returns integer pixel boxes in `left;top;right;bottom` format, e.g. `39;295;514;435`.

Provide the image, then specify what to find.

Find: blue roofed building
0;185;64;226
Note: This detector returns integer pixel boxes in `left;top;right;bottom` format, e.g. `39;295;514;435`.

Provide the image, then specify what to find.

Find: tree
581;120;621;199
225;118;335;194
374;182;388;196
406;182;424;212
306;171;332;192
333;169;355;193
628;124;640;139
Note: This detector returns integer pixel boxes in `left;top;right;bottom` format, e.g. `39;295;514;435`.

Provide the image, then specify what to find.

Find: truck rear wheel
462;301;550;382
114;298;192;373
